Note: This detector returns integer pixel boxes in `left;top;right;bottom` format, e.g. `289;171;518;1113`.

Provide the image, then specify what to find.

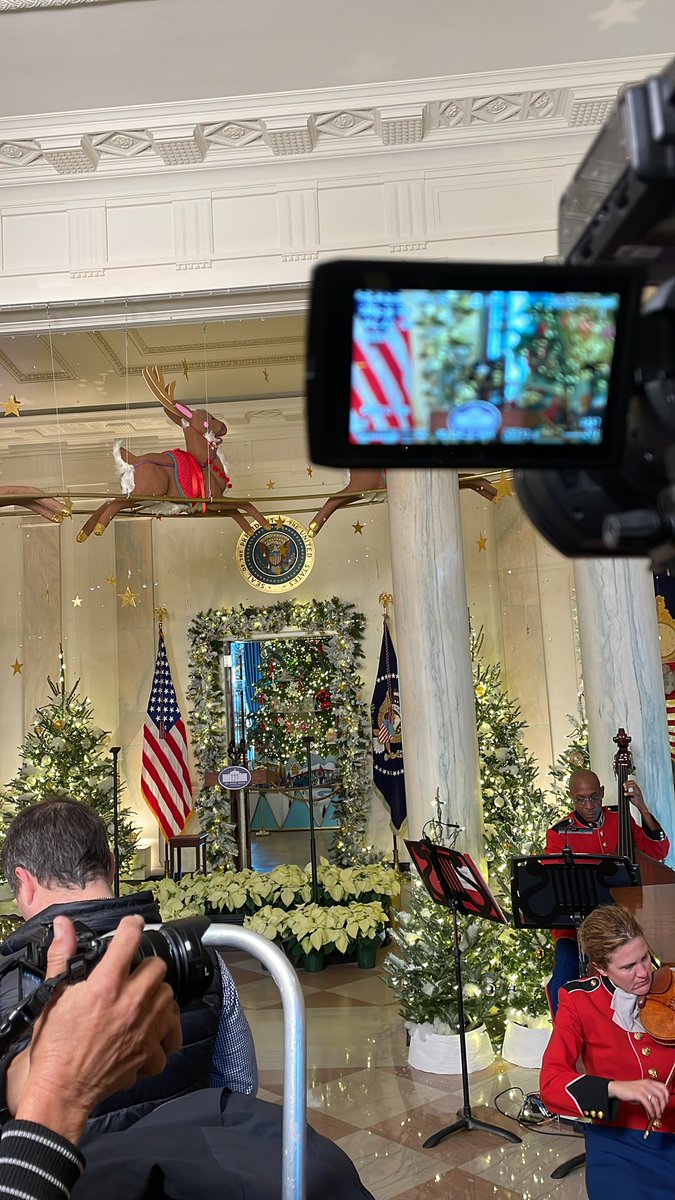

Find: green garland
187;598;376;868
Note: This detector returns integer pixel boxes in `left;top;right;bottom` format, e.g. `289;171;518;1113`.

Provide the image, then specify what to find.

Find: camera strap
0;971;68;1057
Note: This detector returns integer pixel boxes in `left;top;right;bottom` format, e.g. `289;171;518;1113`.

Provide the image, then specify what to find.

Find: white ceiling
1;0;673;120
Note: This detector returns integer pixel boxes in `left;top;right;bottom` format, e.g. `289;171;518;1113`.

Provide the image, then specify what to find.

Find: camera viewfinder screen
348;287;622;450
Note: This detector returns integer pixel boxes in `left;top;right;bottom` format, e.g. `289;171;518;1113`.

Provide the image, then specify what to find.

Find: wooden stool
167;833;208;880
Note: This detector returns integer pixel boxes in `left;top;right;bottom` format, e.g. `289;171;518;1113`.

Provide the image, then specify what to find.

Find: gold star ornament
494;473;514;505
181;359;189;379
263;368;269;383
2;395;22;417
476;532;488;552
71;595;83;608
352;521;365;535
106;575;117;587
306;466;314;477
11;658;23;675
118;586;139;608
266;480;276;490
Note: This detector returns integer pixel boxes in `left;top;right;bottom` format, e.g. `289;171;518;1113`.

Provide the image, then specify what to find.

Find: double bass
613;727;675;886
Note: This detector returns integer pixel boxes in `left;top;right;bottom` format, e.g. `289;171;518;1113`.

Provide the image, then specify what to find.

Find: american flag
349;309;414;440
141;631;193;839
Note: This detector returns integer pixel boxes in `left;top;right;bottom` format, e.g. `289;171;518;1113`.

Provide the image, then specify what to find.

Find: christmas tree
0;654;138;876
383;632;557;1040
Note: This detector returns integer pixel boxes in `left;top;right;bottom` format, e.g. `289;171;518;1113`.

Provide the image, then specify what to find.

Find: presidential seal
236;515;315;593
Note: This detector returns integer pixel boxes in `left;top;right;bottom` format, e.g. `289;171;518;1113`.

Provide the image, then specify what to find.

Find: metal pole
110;746;121;898
203;924;306;1200
303;736;319;904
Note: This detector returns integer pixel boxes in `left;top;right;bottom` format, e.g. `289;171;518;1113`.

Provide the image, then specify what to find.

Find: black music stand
511;849;640;1180
406;839;522;1149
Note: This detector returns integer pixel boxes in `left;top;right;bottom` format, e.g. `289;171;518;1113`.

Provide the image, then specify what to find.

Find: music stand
510;850;640;1181
406;839;522;1149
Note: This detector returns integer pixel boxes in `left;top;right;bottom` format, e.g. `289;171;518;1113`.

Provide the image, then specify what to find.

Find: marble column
387;470;483;863
575;557;674;850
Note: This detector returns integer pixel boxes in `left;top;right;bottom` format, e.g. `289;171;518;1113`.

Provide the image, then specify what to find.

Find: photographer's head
2;798;114;919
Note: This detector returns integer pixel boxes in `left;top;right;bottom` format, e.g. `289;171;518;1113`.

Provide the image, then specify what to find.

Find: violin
638;964;675;1045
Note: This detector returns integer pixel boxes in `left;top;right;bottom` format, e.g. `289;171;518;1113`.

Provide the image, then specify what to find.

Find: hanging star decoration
11;658;23;675
306;466;314;477
266;480;276;490
2;395;22;417
263;368;269;383
352;521;365;535
106;575;117;587
494;473;514;505
71;595;83;608
118;586;139;608
181;358;190;380
476;532;488;552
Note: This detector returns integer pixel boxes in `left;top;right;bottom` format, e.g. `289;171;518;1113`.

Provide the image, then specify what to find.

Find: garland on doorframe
187;598;378;869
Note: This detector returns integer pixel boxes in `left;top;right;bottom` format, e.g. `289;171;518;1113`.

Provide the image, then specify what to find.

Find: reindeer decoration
77;367;269;542
308;469;498;535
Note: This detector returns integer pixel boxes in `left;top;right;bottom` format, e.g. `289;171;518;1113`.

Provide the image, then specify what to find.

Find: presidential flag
141;631;193;839
371;617;407;831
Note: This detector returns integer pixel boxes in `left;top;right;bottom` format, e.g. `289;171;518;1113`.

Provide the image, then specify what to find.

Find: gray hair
2;798;111;896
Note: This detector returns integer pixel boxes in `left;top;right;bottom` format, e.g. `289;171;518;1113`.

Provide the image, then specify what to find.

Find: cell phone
306;259;644;470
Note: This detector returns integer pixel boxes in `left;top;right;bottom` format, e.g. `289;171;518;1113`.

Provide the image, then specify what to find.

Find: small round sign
218;765;252;790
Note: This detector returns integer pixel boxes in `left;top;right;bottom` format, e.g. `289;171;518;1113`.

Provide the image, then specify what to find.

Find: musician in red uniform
545;769;669;1014
541;905;675;1199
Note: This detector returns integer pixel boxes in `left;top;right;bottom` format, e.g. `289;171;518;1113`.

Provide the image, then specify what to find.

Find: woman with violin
541;905;675;1199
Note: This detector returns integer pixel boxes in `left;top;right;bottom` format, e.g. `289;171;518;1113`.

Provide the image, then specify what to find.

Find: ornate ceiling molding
1;0;128;9
0;53;666;179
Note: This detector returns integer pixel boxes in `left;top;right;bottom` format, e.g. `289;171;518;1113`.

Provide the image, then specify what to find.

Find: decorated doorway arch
187;598;375;868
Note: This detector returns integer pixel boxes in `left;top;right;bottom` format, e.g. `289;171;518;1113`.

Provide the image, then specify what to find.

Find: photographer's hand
14;914;182;1145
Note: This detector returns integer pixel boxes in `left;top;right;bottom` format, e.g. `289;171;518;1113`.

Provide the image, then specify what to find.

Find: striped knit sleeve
0;1120;85;1200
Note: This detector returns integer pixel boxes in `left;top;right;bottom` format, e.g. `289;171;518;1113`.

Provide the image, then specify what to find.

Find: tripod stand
406;839;521;1149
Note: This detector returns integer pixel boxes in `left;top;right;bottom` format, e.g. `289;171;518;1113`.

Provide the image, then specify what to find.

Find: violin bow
644;1059;675;1139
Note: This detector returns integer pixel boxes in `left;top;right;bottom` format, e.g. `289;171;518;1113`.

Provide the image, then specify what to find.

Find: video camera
306;55;675;568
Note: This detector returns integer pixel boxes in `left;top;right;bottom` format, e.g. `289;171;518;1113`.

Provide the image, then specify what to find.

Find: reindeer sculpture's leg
77;498;132;542
309;469;386;537
0;487;70;524
239;501;271;530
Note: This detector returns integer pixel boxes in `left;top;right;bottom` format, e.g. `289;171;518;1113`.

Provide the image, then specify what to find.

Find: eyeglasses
574;793;603;806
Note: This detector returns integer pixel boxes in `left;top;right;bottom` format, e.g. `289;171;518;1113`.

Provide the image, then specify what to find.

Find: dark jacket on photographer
0;891;223;1135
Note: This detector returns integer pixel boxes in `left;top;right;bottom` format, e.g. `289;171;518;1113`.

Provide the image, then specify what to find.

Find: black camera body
305;55;675;567
22;916;214;1008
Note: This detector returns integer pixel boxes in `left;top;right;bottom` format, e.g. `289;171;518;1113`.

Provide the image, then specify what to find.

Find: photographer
0;799;257;1132
0;912;182;1200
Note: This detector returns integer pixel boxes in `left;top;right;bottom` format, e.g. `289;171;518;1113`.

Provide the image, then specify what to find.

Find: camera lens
135;917;214;1006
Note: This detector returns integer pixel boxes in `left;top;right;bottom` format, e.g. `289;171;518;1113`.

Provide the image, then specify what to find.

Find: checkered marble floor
224;950;590;1200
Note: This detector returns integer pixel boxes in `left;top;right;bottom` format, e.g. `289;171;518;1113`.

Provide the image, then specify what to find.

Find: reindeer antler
142;366;194;419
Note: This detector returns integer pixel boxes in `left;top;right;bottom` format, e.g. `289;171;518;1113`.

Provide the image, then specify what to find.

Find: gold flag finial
154;605;168;630
378;592;394;615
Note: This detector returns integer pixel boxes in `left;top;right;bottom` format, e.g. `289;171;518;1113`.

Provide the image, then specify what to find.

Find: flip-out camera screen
306;261;642;469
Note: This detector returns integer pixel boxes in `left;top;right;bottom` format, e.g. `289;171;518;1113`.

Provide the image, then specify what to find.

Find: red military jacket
545;805;670;861
541;973;675;1134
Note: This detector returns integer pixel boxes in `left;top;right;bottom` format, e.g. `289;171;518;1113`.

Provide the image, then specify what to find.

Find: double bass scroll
613;727;675;886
